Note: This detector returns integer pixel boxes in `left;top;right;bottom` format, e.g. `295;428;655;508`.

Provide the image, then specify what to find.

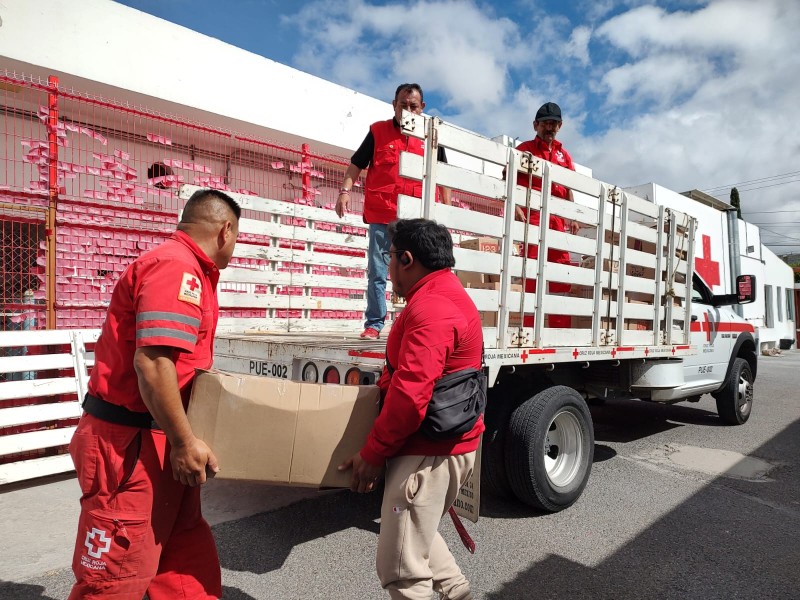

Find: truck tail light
345;368;361;385
323;366;340;384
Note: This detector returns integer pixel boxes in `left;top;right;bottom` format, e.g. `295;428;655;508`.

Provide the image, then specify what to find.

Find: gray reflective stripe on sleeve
137;311;201;328
136;328;198;345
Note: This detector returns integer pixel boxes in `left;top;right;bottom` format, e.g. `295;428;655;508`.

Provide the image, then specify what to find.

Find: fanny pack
386;353;487;441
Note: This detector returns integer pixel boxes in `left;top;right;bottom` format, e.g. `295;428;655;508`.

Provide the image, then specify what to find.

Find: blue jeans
365;223;391;331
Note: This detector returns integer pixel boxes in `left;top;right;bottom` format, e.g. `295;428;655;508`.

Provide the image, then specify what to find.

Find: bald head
178;189;241;269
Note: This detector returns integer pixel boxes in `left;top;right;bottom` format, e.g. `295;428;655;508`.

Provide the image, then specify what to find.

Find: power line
759;228;800;243
728;179;800;194
742;209;800;215
703;169;800;193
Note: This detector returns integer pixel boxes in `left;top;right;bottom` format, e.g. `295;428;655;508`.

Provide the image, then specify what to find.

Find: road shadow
484;415;800;599
0;581;58;600
214;487;382;574
589;397;722;443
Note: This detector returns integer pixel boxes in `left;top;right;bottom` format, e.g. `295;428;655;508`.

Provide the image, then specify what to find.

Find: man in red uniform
68;189;240;599
515;102;576;328
336;83;450;340
339;219;483;600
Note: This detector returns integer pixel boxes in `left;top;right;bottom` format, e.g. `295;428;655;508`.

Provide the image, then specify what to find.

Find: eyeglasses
381;250;403;265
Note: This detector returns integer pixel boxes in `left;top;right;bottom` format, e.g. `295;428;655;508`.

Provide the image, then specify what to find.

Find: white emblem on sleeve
178;272;202;306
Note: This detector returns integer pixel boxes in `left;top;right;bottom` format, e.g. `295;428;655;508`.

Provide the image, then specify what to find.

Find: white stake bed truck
189;111;757;513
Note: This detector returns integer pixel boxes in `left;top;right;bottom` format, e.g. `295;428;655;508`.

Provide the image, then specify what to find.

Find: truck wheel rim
738;372;753;418
543;410;583;487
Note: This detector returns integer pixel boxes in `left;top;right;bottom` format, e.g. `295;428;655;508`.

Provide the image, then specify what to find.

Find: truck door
683;275;732;391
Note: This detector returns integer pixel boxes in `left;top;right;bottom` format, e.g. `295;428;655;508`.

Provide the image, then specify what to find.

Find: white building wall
0;0;392;157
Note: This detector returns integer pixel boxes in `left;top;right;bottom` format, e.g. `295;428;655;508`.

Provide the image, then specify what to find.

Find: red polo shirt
87;230;220;412
516;136;574;200
360;269;484;465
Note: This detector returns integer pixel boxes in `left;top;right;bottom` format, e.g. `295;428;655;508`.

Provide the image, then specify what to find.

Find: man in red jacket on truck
515;101;575;328
68;189;240;599
340;218;483;600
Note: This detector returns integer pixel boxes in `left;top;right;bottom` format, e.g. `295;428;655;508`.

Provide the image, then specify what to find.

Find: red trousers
520;209;572;328
68;414;221;599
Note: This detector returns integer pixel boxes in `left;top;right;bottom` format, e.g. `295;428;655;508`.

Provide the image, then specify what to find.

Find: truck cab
656;273;758;423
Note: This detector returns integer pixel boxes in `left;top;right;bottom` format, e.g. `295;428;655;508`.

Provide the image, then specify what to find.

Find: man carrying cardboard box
339;218;484;600
67;189;240;600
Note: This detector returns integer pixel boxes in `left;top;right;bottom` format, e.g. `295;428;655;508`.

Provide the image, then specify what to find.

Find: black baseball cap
535;102;562;122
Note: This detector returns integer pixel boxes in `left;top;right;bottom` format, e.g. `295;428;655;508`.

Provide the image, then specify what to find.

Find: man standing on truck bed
516;101;575;328
336;83;451;340
339;218;484;600
68;189;240;600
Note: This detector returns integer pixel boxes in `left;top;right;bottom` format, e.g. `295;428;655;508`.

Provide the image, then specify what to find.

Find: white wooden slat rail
0;329;100;485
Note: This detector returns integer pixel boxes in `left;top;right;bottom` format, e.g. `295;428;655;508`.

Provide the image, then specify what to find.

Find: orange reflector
323;366;340;384
345;368;361;385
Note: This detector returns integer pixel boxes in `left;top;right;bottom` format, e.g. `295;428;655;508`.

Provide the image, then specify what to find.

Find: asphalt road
3;351;799;599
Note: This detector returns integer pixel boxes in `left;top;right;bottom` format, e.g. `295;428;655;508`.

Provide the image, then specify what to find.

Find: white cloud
565;26;592;66
282;0;800;251
286;0;523;114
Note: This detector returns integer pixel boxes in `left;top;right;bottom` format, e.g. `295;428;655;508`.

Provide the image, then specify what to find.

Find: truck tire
480;383;520;499
713;357;753;425
504;386;594;512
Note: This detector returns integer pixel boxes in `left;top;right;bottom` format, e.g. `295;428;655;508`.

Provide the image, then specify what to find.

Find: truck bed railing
397;111;695;352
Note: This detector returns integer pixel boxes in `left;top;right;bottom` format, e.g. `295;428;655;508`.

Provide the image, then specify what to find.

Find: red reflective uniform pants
68;414;221;599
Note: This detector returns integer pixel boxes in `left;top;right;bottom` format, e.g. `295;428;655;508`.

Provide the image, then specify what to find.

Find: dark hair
394;83;424;103
182;188;241;222
388;219;454;271
147;161;173;190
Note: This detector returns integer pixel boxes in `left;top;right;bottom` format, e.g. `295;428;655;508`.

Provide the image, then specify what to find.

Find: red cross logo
85;528;111;559
611;348;617;358
186;277;200;291
572;348;579;359
644;347;649;356
702;312;714;342
672;346;676;355
520;351;529;363
695;235;720;288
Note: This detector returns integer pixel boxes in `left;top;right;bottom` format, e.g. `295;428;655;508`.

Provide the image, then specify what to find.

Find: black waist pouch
386;358;487;441
421;368;487;440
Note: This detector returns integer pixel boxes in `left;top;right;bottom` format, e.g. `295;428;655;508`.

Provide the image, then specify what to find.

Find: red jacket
516;136;574;291
360;269;485;465
516;136;574;200
88;230;220;412
362;119;424;224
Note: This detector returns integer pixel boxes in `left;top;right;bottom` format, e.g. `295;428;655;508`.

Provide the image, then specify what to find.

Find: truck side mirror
736;274;756;304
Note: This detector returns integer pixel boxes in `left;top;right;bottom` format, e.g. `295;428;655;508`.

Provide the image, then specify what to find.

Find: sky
117;0;800;254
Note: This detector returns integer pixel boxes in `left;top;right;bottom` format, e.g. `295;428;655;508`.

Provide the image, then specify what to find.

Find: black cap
535;102;562;122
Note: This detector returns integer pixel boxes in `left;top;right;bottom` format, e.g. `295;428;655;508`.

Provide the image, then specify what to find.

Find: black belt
83;393;161;430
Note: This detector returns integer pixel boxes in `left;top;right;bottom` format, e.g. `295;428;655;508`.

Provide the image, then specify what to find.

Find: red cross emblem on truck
695;235;720;288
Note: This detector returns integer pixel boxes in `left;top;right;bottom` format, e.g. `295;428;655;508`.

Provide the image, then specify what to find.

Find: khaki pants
376;453;476;600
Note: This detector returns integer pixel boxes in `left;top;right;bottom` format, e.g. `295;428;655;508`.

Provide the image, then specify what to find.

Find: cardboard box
456;271;500;287
581;256;619;273
187;370;379;487
460;236;500;254
571;316;651;331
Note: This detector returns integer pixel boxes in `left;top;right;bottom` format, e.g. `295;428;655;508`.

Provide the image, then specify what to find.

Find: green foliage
730;187;742;219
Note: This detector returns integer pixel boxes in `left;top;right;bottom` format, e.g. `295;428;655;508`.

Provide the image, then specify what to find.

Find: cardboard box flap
292;384;380;487
187;370;380;488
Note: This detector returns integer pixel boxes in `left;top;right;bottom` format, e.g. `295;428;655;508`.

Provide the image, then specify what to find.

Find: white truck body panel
624;182;795;352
